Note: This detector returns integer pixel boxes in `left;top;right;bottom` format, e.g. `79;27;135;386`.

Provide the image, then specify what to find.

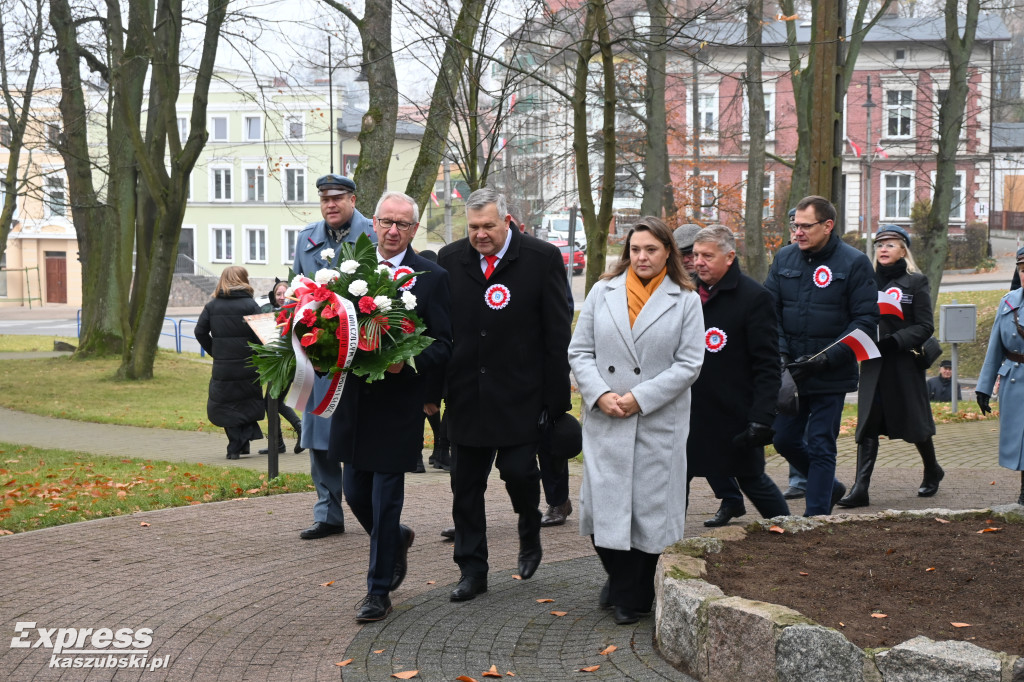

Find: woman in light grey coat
568;217;704;625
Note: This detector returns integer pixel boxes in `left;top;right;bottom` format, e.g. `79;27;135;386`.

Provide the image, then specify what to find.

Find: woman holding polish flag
837;225;941;508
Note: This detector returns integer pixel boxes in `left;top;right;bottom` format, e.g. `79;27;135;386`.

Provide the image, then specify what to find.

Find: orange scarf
626;266;667;327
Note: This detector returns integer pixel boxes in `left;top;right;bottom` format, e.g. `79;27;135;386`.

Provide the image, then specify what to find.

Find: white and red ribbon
812;265;833;289
878;290;904;319
284;276;359;419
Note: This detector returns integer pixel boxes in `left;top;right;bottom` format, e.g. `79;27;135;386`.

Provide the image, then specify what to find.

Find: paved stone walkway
0;401;1017;681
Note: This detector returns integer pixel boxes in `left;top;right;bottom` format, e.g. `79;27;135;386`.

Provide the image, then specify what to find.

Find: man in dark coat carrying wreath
687;226;789;523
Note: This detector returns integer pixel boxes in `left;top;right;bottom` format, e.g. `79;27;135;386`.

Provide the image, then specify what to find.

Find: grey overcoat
568;272;704;554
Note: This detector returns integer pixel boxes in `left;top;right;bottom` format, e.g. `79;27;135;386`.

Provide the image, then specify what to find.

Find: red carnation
276;310;289;324
311;285;332;302
300;308;318;327
400;318;416;334
358;296;377;314
300;328;320;347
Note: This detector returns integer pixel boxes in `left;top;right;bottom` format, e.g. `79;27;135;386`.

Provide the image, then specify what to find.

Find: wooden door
45;252;67;303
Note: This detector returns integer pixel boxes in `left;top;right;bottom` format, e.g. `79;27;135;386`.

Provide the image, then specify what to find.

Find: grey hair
466;187;507;218
693;224;735;254
375;191;419;224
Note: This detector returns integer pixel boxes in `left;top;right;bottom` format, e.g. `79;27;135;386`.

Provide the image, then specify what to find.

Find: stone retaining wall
655;506;1024;682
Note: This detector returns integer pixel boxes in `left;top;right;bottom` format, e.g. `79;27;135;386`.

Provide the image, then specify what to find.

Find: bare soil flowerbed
702;515;1024;655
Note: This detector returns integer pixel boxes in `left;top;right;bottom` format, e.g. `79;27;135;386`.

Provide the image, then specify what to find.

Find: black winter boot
916;438;944;497
837;438;878;508
293;424;305;454
1018;472;1024;506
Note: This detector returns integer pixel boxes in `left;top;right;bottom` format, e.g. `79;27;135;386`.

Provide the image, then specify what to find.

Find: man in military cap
292;173;376;540
927;360;962;402
672;224;702;277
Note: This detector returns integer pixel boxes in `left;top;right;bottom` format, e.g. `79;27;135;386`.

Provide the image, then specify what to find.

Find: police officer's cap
873;224;911;248
316;173;357;197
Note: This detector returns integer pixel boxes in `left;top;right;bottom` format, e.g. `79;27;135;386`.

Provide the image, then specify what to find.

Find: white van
541;214;587;251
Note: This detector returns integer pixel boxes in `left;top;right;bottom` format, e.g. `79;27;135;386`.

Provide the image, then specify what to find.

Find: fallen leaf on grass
139;522;150;527
579;665;600;672
977;527;1002;533
769;525;785;534
482;664;503;677
934;518;950;524
551;611;567;617
392;671;418;679
0;529;13;536
335;659;353;667
320;581;335;587
600;645;617;655
536;599;554;603
871;614;888;619
951;622;971;628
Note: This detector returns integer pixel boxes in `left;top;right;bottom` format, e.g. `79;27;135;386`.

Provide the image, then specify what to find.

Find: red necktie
381;260;394;268
483;255;498;279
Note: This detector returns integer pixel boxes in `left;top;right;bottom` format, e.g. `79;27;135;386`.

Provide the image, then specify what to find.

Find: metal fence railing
77;310;204;357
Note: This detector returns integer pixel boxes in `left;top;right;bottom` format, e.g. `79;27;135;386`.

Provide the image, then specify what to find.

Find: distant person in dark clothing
927;360;962;402
195;266;265;459
1011;267;1020;291
258;279;303;455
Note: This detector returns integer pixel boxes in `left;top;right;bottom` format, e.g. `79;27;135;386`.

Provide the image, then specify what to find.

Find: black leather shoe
299;521;345;540
918;466;944;497
829;482;847;513
414;457;426;473
355;594;392;622
450;575;487;602
540;500;572;527
599;580;612;609
226;452;240;460
258;443;287;455
517;535;542;579
703;504;746;528
293;426;305;454
390;525;414;591
613;605;639;625
782;486;805;500
440;526;455;540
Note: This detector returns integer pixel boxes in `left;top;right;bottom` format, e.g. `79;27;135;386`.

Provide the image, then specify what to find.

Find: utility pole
863;75;876;261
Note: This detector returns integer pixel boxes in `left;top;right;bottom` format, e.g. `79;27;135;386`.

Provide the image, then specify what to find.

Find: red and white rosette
812;265;833;289
704;327;727;353
284;276;359;419
885;286;902;302
393;266;416;291
484;283;511;310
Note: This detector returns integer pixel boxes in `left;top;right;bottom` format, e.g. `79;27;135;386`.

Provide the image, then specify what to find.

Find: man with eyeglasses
292;174;376;541
329;191;452;622
764;195;878;516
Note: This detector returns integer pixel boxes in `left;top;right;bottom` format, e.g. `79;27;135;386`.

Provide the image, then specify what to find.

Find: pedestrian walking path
0;404;1017;680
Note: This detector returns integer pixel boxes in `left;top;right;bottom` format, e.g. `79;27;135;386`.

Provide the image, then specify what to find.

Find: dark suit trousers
451;442;541;578
343;467;405;596
538;451;570;507
591;537;660;613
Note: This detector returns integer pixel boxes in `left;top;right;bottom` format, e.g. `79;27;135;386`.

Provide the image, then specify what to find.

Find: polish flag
840;329;881;361
877;291;904;319
452;187;462;199
875;144;889;159
846;138;862;157
430;192;440;207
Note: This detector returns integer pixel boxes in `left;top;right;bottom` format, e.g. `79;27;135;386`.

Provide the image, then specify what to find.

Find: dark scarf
875;258;907;288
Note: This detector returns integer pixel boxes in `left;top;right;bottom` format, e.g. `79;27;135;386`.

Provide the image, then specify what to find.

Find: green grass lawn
0;442;312;534
0;334;79;352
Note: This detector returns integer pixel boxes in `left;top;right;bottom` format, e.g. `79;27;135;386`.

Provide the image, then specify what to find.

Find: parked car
542;214;587;252
552;240;585;275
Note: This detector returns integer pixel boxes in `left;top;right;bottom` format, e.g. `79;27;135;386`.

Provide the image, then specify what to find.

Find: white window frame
210;115;229;142
932;81;968;141
243;165;266;203
211;165;233;202
211;225;234;263
880;172;914;221
44;175;66;218
0;123;11;148
741;171;775;220
243;225;268;264
884;89;913;139
696;88;719;138
243;115;262;142
284;166;306;203
693;171;719;221
282;226;302;265
742;90;776;141
930;170;967;222
284;114;304;141
176;116;188;142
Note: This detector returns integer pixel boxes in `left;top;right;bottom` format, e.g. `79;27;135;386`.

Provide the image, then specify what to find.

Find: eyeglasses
789;220;826;232
875;242;902;250
376;217;416;232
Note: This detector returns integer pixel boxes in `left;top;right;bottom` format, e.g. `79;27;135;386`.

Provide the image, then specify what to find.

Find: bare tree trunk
640;0;669;218
743;0;768;281
918;0;979;305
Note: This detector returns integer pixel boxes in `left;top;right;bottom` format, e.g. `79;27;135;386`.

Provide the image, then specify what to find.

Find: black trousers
451;442;541;578
591;537;660;612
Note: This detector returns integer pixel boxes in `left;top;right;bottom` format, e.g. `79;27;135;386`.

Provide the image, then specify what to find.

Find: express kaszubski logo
10;622;170;671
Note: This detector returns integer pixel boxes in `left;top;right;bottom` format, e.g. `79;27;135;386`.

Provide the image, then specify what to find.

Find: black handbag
912;336;942;370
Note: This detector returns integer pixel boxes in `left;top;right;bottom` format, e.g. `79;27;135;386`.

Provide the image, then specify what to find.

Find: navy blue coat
328;248;452;473
764;233;879;396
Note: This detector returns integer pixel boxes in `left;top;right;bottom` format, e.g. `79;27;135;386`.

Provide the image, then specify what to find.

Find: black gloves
732;422;775;449
780;354;792;368
537;407;551;433
976;392;991;415
787;353;829;382
877;336;899;356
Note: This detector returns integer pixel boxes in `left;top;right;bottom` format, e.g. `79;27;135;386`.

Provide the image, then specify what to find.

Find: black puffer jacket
195;290;265;427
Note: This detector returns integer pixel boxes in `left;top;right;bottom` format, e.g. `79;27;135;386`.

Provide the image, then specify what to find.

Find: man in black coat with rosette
687;226;789;524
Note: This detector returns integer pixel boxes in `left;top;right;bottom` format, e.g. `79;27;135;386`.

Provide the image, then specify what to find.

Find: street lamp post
863;76;877;261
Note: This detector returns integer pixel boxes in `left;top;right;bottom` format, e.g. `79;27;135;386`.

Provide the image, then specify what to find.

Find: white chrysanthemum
402;291;417;310
348;279;369;297
315;269;340;285
377;263;392;274
339;259;359;274
373;295;392;312
320;247;336;261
